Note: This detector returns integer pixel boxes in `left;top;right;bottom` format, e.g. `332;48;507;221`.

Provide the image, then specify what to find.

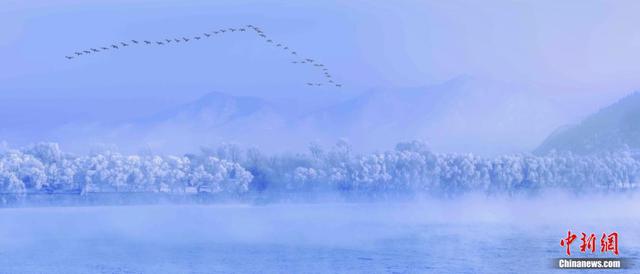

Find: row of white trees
211;140;639;196
0;143;252;197
1;141;638;198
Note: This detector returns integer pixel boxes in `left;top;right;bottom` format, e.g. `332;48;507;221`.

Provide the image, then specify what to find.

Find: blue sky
4;0;640;94
2;0;640;151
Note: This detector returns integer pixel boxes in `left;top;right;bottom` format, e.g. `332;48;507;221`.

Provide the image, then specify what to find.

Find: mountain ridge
535;91;640;154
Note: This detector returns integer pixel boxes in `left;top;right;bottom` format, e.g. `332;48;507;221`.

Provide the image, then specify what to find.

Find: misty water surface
0;194;638;273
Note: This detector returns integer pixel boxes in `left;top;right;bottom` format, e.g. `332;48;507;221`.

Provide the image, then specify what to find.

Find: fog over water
1;193;638;273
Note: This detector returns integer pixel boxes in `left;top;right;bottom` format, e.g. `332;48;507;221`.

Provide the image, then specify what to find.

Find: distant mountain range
48;76;596;154
298;76;569;154
535;92;640;155
98;76;568;154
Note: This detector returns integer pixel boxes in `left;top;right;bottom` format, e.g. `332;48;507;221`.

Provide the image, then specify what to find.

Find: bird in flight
156;41;164;45
74;52;83;56
91;48;100;52
144;40;151;44
220;29;227;33
183;37;190;42
65;56;73;59
165;39;173;43
204;33;211;37
131;40;139;44
239;28;246;32
83;50;91;54
101;47;109;50
194;36;201;40
213;31;219;34
120;42;129;46
307;83;314;86
228;28;236;32
335;84;342;87
266;39;273;43
306;58;314;62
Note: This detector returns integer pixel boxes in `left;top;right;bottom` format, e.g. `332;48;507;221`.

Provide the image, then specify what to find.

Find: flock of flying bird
65;25;341;88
